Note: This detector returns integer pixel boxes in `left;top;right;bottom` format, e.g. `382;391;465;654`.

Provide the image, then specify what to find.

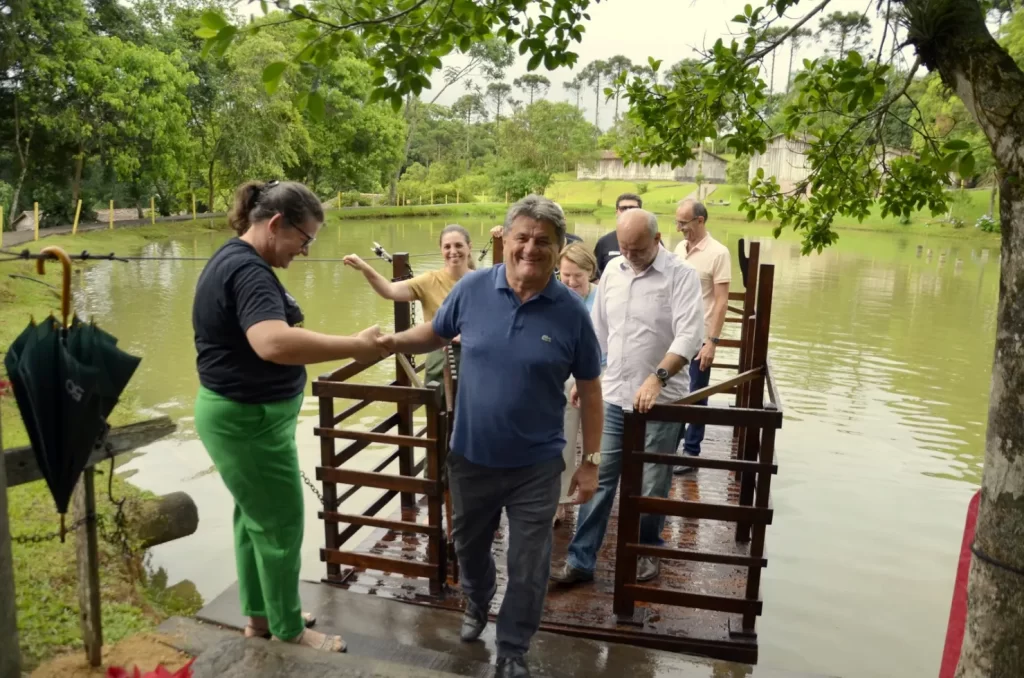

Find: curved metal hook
35;246;72;328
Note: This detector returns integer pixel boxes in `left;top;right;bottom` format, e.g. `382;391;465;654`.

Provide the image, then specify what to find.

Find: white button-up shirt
591;248;705;409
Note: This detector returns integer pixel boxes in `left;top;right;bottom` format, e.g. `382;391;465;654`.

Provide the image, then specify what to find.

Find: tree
514;73;551;104
603;54;633;121
618;2;1024;673
580;59;610;129
817;10;871;60
758;26;789;94
487;81;513;122
563;75;584;111
785;27;814;91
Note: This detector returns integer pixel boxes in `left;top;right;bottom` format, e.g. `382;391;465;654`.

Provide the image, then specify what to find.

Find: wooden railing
612;255;782;638
314;252;450;596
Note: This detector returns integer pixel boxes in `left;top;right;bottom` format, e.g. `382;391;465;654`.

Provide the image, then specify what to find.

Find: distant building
578;150;727;183
749;134;914;195
748;135;812;195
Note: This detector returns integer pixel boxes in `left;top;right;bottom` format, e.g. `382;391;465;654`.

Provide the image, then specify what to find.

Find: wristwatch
583;452;602;466
655;367;669;387
709;337;720;345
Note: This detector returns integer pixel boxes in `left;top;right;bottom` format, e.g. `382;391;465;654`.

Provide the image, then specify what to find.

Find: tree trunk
788;40;797;92
10;99;31;225
391;95;416;206
593;77;600;130
989;185;997;219
908;2;1024;675
207;159;216;213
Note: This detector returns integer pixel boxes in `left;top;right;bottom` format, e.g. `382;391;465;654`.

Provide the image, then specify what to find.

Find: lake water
71;215;993;677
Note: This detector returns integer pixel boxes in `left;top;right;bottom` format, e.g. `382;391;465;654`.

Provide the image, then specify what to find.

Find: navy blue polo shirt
433;264;602;468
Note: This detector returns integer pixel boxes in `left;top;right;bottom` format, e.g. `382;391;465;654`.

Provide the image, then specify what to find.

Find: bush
0;181;12;230
636;182;649;195
489;166;551;202
341;191;372;207
31;184;99;228
976;214;1001;233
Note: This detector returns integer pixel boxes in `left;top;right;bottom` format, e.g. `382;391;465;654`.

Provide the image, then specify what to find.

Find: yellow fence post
457;190;460;204
109;200;114;230
33;202;39;241
445;195;448;205
0;205;4;233
150;197;155;225
431;189;434;205
72;199;83;235
192;193;197;222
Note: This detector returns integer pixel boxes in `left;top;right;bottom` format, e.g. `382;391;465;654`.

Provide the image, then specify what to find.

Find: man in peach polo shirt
672;198;730;473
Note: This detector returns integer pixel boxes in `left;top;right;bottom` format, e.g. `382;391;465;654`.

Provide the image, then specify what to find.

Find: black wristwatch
655;367;669;387
709;337;720;345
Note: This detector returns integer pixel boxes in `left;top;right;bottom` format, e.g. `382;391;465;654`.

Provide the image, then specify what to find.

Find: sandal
244;611;317;639
276;628;347;653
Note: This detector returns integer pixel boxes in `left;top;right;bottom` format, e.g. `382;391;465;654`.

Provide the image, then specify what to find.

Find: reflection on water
76;215;994;678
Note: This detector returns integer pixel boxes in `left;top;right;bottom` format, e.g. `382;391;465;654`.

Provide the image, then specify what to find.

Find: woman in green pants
192;180;386;653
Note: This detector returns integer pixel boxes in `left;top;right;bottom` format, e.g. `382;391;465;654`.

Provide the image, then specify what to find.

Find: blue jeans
682;356;712;456
566;403;683;574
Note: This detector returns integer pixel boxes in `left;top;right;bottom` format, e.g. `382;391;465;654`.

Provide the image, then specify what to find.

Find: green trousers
194;386;306;641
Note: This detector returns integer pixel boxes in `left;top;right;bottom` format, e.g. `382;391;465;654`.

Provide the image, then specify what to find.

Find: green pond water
73;215;994;677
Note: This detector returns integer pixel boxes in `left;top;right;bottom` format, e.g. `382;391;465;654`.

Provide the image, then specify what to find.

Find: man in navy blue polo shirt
377;195;604;678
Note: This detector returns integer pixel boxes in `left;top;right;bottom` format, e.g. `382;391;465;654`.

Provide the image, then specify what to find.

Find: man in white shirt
551;209;705;585
672;199;731;474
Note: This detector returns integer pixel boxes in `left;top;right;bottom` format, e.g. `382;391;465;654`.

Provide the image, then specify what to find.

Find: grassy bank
326;201;597;221
2;223;212;669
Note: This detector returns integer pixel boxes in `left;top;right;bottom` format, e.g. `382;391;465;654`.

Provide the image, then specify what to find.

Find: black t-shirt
593;230;620;278
193;238;306;404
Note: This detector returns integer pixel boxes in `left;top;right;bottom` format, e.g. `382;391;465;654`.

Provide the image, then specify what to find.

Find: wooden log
613;413;644;619
393;253;416;508
319;397;341;578
4;417;176;488
641;404;782;428
337;489;397;547
0;414;21;678
74;468;102;666
133;492;199;548
331;413;401;467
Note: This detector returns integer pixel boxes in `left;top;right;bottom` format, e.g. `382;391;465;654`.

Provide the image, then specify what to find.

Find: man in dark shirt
593;193;642;277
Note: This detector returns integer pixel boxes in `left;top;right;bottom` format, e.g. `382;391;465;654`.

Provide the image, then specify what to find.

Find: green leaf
195;27;219;39
943;139;970;151
200;10;228;32
847;50;862;68
308;91;326;120
262;62;288;85
527;52;542;71
959;152;976;178
836;80;856;93
390;92;403;113
294;92;309;111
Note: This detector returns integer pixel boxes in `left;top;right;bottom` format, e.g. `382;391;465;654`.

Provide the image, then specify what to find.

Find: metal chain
299;469;342;509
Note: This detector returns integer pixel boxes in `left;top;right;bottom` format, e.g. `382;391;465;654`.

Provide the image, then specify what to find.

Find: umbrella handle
36;246;73;328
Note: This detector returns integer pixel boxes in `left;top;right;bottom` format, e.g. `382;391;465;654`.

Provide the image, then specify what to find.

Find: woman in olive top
192;180;385;653
343;224;474;387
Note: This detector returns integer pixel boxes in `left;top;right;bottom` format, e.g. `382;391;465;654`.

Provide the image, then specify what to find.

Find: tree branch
745;0;834;64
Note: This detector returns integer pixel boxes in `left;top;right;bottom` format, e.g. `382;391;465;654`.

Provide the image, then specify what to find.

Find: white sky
238;0;912;130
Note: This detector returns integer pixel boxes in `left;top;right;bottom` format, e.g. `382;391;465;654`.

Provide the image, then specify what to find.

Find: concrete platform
194;580;829;677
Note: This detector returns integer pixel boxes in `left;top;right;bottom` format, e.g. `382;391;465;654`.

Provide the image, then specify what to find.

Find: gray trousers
447;453;563;659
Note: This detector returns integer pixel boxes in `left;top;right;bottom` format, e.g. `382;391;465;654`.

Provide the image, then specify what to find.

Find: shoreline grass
1;223;209;669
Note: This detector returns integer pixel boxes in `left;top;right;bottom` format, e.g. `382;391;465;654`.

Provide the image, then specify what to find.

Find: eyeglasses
291;220;316;251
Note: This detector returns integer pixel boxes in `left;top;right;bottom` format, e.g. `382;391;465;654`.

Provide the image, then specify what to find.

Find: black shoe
673;464;696;475
549;563;594;585
496;656;531;678
460;600;488;642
